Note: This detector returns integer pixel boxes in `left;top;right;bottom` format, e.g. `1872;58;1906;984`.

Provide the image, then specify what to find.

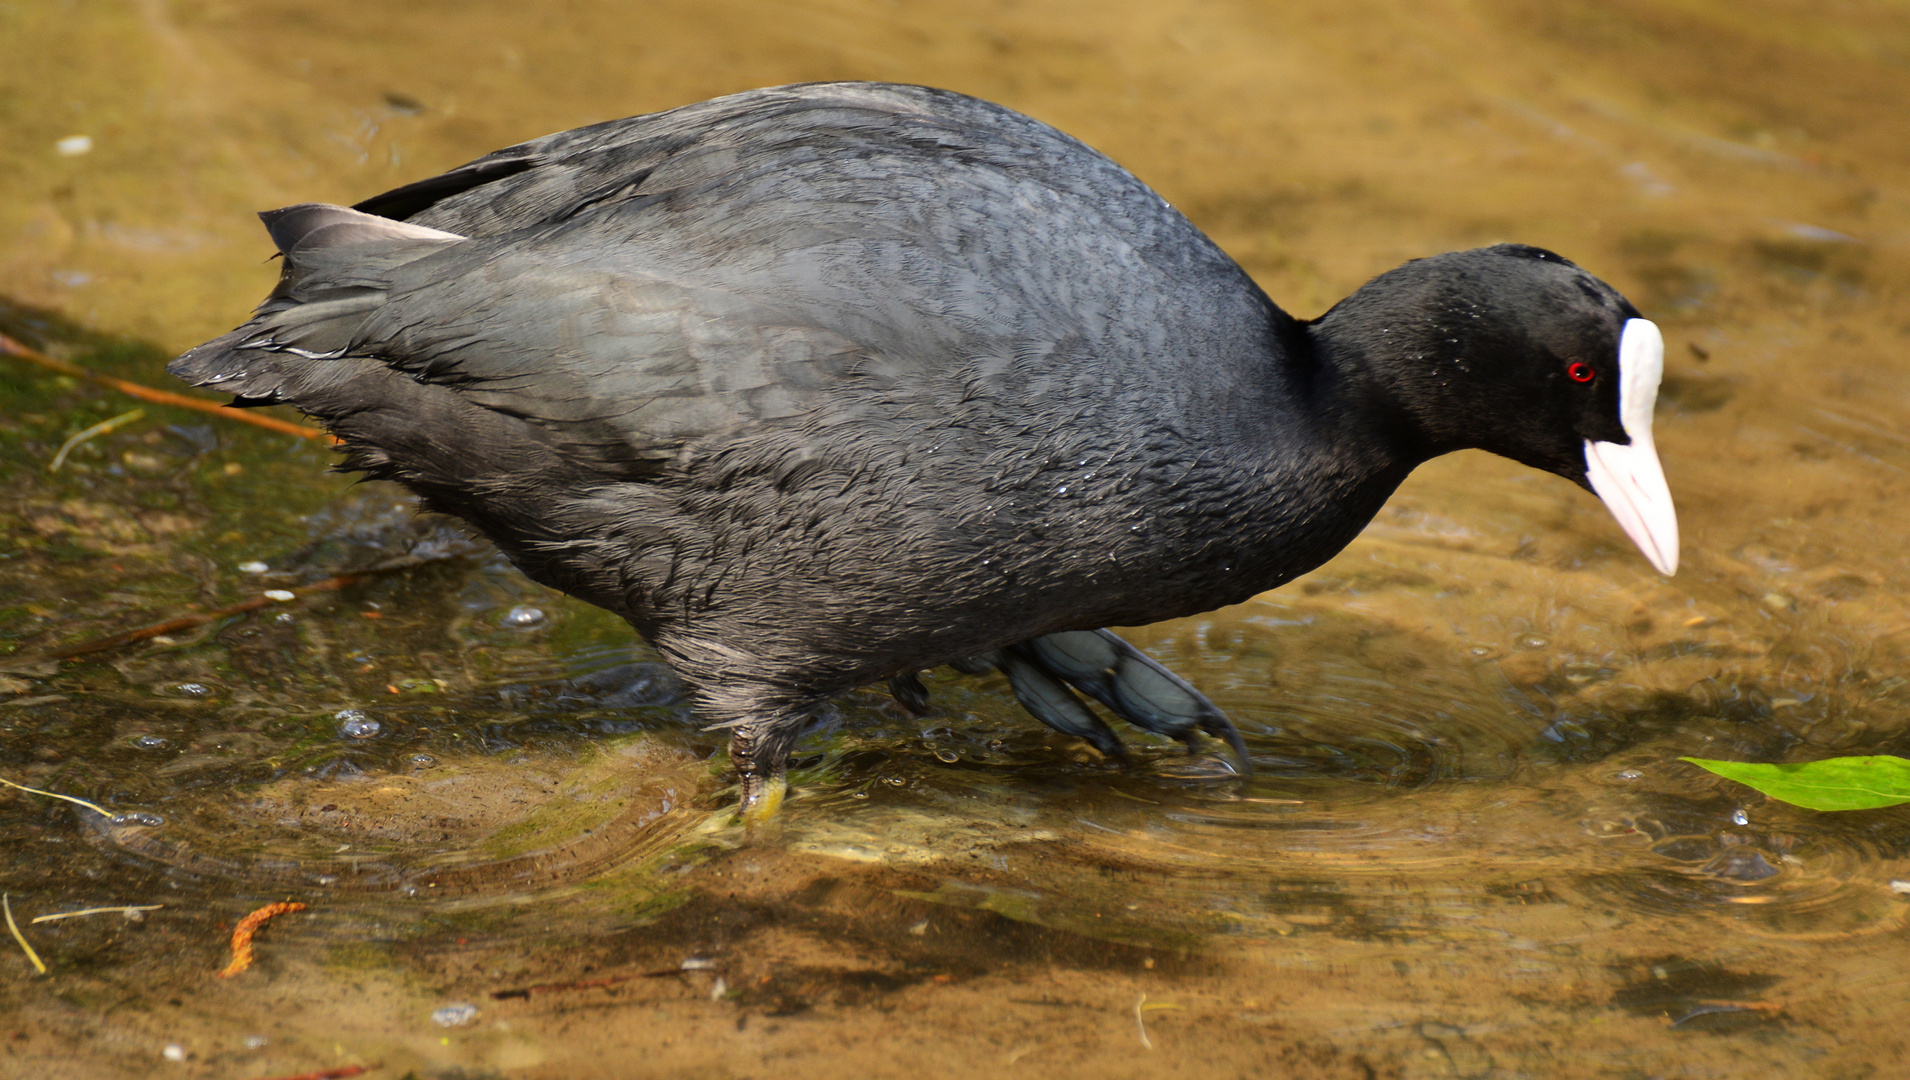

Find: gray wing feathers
172;83;1267;480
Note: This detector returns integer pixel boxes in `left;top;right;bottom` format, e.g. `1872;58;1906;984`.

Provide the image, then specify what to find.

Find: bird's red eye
1567;362;1596;383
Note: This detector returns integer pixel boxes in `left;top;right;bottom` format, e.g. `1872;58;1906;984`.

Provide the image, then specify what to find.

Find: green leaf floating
1681;755;1910;811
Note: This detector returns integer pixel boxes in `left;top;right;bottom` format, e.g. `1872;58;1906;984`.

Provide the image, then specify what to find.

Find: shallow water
4;0;1910;1076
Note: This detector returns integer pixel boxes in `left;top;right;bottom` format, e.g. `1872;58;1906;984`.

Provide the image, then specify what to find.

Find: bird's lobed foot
736;773;788;825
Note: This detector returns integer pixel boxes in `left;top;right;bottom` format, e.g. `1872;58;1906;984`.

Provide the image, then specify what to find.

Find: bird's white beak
1584;318;1679;575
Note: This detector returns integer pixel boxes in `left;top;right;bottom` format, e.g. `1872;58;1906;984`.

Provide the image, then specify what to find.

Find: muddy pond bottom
5;467;1910;1080
5;579;1910;1080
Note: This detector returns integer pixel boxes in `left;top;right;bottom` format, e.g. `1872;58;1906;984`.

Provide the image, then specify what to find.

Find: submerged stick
1;331;331;442
0;775;114;818
49;408;145;470
244;1064;373;1080
12;543;465;670
1131;993;1183;1050
491;965;689;1000
39;571;372;660
3;894;47;975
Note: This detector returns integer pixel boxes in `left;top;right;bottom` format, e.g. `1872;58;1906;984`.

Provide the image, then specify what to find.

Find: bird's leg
1017;630;1252;777
728;713;809;824
887;671;933;715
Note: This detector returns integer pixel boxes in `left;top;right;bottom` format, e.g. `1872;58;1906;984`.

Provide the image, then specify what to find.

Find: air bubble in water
502;605;546;628
336;709;380;738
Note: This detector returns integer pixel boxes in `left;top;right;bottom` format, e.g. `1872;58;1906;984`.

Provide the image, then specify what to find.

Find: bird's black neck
1299;295;1451;469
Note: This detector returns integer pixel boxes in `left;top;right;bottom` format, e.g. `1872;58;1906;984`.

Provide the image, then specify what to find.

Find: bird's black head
1313;244;1678;573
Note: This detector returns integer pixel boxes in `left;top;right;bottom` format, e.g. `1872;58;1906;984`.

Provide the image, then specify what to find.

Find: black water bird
172;82;1678;817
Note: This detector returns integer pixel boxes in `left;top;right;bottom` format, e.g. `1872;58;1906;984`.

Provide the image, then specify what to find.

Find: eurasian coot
172;82;1678;817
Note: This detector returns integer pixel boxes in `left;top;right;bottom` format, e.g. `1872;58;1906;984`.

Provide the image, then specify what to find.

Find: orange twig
0;330;333;442
216;901;307;978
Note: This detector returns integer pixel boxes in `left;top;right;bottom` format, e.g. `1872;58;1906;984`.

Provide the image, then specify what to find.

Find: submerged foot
725;716;805;824
737;771;788;825
1021;629;1252;776
963;629;1253;776
723;631;1249;821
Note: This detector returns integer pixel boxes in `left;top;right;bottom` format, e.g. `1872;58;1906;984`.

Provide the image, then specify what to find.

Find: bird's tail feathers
167;203;465;401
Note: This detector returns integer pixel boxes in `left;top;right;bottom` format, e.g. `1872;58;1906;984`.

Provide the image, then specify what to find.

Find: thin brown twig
245;1063;375;1080
0;329;333;442
13;545;463;670
1667;999;1785;1027
39;571;372;660
491;967;685;1000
